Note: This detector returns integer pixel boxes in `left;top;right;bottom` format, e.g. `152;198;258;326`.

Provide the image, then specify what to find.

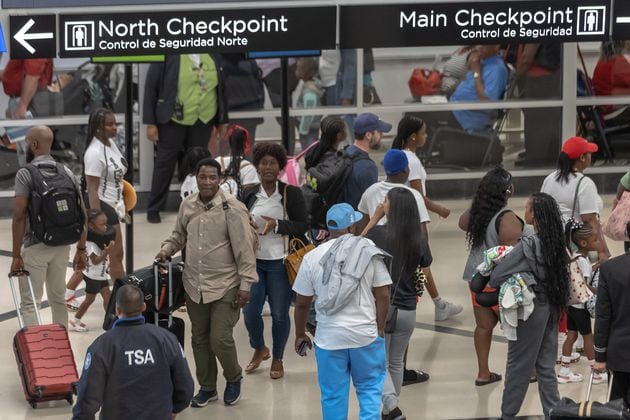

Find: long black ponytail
392;116;425;150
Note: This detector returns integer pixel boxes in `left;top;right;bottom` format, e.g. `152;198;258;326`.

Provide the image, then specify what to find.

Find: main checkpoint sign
340;0;611;48
58;7;336;58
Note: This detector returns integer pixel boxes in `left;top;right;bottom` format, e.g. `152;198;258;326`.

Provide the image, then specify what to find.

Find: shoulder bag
282;186;315;285
603;191;630;241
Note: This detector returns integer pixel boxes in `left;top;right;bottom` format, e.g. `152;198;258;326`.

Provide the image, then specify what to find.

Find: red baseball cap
561;137;598;159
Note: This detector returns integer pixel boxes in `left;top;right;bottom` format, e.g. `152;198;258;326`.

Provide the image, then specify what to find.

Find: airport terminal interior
1;0;630;419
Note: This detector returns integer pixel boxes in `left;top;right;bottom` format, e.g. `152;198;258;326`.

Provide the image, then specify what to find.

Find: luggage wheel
66;395;74;405
35;387;43;398
72;382;78;395
28;400;37;408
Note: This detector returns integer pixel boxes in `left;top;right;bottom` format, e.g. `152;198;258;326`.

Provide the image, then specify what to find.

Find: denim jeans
243;258;293;360
315;336;387;420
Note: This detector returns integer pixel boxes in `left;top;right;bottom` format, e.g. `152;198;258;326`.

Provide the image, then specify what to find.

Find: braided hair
467;167;513;249
305;116;345;169
530;192;569;307
565;219;595;250
391;116;425;150
82;108;114;192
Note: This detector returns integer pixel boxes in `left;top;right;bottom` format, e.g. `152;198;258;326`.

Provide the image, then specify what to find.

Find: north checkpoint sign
340;0;611;48
58;7;336;58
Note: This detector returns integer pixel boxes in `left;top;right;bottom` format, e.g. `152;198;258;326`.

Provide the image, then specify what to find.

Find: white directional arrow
616;17;630;24
14;18;54;54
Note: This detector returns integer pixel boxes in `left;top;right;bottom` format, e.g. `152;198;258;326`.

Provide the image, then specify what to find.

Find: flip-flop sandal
475;372;502;386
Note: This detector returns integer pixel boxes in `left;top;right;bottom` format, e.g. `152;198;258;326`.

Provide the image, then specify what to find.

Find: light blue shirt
451;54;508;133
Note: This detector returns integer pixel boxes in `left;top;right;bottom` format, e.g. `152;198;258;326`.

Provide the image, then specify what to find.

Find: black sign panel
10;15;57;59
612;0;630;40
340;0;611;48
3;0;301;8
58;7;336;58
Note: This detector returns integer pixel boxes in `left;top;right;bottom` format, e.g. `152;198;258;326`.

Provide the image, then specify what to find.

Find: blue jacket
72;316;194;420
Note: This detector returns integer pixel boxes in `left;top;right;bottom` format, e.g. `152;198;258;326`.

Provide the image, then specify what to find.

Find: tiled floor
0;196;623;419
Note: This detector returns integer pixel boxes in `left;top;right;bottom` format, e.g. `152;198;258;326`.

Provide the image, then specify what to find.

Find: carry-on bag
103;258;185;330
9;271;79;408
152;261;185;348
550;372;630;419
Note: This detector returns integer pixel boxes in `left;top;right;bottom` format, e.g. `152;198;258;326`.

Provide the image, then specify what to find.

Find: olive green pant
186;287;242;392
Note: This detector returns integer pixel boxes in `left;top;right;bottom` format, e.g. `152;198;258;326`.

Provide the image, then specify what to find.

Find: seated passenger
420;45;508;138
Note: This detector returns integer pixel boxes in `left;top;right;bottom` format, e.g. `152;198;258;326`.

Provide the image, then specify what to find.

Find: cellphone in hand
298;340;310;356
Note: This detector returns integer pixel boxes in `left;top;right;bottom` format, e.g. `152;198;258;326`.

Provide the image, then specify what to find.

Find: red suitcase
9;271;79;408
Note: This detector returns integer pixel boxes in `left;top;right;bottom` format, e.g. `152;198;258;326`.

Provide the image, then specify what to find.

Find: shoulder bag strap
571;175;586;219
283;184;288;256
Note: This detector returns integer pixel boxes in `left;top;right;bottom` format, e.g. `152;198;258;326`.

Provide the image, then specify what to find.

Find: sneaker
384;407;406;420
592;372;608;384
190;390;218;407
68;318;88;332
66;295;81;311
434;300;463;321
402;369;430;386
224;379;241;406
557;371;583;384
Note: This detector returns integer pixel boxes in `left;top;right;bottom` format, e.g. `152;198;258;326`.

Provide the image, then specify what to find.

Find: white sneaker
66;295;82;311
556;352;581;364
435;300;463;321
593;372;608;384
69;318;88;332
557;371;583;384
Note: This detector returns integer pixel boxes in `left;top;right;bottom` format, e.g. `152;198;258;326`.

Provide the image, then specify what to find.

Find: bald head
26;125;54;157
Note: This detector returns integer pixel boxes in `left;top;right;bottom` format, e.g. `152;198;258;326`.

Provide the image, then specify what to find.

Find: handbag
31;89;64;117
603;191;630;241
281;186;315;285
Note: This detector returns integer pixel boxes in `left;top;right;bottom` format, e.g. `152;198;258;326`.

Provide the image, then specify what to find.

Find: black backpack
302;150;368;226
26;163;84;246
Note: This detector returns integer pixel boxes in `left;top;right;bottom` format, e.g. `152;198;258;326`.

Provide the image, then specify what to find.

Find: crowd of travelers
8;49;630;420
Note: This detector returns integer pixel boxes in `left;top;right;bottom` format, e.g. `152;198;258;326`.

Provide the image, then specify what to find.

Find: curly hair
531;192;569;307
391;116;425;150
252;142;288;171
467;167;513;249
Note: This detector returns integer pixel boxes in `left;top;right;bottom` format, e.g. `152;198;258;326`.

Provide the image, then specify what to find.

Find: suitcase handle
585;370;615;402
8;271;43;329
153;261;173;328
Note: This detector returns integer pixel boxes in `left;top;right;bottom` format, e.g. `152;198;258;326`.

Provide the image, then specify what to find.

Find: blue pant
315;336;387;420
243;259;293;360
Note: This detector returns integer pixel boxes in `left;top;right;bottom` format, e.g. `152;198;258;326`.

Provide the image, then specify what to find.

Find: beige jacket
160;191;258;304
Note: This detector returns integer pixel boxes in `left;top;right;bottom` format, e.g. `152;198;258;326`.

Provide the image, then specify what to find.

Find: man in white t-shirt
358;149;430;227
293;203;391;420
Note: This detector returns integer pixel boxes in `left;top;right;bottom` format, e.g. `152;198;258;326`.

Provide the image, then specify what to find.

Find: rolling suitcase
152;261;185;348
103;258;185;330
550;372;630;419
9;271;79;408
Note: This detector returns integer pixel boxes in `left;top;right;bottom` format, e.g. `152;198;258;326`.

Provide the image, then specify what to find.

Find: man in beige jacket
156;158;257;408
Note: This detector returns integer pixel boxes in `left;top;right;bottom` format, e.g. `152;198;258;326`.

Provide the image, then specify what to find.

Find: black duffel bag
550;372;630;419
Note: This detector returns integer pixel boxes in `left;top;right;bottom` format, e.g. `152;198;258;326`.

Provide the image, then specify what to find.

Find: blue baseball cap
326;203;364;230
383;149;409;175
353;113;392;135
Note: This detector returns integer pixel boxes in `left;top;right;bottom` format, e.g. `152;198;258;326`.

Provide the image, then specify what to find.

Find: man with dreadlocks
489;193;569;420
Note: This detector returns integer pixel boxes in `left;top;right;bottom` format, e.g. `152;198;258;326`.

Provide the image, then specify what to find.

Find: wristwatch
473;71;481;79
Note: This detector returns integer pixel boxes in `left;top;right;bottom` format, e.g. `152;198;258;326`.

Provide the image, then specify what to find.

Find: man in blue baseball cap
292;202;392;420
342;113;393;210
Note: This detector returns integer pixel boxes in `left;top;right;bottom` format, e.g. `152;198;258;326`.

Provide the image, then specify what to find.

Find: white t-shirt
403;150;427;195
217;156;259;196
84;138;127;210
541;171;603;223
180;174;198;200
250;184;286;260
84;241;108;280
292;239;392;350
358;181;431;225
